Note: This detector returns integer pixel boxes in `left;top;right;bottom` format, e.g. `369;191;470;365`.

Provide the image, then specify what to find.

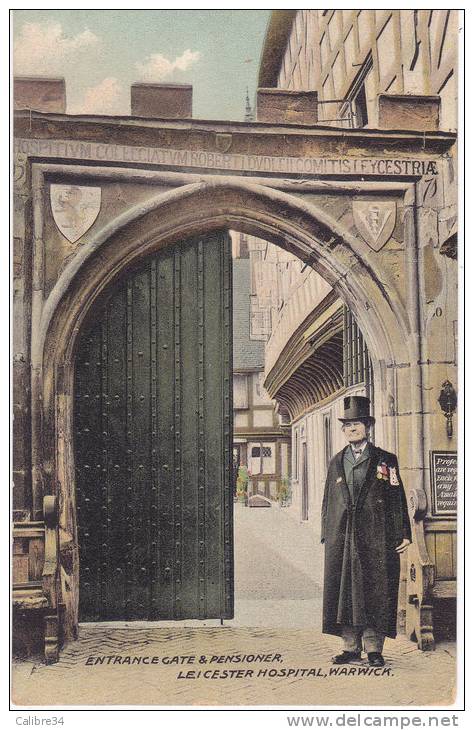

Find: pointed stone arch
34;177;417;637
41;178;411;368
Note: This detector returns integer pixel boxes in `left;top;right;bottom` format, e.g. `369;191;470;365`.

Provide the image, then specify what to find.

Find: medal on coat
377;462;389;480
389;466;400;486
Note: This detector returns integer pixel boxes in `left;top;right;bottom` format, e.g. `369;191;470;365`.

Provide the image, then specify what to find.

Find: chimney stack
256;88;318;124
14;76;66;113
378;94;440;131
131;83;192;119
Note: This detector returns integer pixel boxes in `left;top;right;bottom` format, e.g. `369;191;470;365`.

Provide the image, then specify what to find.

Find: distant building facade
247;236;371;554
232;233;290;501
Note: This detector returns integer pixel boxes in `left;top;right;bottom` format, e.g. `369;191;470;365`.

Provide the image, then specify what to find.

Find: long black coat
321;443;411;638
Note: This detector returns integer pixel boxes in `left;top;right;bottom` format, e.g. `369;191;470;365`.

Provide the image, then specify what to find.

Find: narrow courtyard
13;504;456;707
228;502;322;628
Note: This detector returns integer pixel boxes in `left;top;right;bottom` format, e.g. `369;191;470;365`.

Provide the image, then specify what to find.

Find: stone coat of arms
50;184;102;243
215;133;233;153
352;200;396;251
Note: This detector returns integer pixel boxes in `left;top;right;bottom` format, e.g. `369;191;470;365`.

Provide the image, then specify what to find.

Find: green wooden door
74;233;233;621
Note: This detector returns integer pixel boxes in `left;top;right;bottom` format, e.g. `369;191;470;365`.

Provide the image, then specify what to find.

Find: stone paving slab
12;625;456;707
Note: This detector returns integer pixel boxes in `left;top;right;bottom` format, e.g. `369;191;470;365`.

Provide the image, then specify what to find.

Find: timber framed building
232;233;290;501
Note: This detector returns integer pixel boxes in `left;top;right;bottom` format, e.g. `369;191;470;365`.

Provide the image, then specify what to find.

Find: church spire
244;87;254;122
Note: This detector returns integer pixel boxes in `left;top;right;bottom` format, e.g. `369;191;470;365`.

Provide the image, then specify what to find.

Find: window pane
262;444;275;474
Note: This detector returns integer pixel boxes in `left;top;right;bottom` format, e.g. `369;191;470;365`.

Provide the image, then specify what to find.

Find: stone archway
36;179;416;638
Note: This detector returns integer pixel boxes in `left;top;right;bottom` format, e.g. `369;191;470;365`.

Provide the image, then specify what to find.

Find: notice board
430;450;457;516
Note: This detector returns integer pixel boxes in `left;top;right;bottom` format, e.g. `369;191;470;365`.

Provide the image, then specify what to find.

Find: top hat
338;395;375;424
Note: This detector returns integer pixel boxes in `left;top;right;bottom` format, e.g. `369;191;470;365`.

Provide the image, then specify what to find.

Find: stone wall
276;10;457;132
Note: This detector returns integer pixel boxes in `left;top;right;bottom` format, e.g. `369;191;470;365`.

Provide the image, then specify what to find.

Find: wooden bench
405;488;456;649
13;496;60;663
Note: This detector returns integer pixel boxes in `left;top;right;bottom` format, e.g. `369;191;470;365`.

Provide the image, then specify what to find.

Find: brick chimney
131;83;192;119
256;88;318;124
14;76;66;113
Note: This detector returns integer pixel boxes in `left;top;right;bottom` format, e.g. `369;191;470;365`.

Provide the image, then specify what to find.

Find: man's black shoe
367;652;385;667
331;650;361;664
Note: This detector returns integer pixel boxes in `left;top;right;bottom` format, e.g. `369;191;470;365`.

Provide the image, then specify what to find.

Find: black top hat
338;395;375;423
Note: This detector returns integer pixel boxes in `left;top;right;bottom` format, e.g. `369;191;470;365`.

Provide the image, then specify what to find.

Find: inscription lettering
430;451;457;516
15;138;440;177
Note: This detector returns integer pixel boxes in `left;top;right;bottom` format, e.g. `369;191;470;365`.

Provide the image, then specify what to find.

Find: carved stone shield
50;184;101;243
352;200;396;251
215;133;232;153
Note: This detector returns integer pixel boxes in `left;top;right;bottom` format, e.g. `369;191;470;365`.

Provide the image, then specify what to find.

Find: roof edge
258;10;297;88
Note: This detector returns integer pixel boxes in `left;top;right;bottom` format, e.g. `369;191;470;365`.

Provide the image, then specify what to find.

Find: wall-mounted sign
430;451;457;516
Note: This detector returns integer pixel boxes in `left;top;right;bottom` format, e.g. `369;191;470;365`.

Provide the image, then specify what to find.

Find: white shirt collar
351;440;368;455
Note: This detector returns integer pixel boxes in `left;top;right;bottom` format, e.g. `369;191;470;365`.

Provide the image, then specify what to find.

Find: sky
12;9;271;120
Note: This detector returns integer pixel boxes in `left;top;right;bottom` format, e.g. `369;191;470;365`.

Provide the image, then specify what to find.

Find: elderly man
320;396;411;667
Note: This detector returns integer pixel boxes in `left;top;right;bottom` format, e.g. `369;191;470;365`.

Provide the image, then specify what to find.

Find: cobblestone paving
12;504;457;706
12;625;456;707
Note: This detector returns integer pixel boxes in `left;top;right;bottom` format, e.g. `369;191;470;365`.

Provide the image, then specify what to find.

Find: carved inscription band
15;138;439;177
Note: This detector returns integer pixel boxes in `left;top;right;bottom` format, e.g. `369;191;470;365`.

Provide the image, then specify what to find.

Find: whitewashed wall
288;385;367;542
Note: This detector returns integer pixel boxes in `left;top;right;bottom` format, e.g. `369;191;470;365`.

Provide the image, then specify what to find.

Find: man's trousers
341;626;385;653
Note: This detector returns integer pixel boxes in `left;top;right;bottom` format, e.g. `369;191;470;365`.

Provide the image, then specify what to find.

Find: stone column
13;152;32;518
